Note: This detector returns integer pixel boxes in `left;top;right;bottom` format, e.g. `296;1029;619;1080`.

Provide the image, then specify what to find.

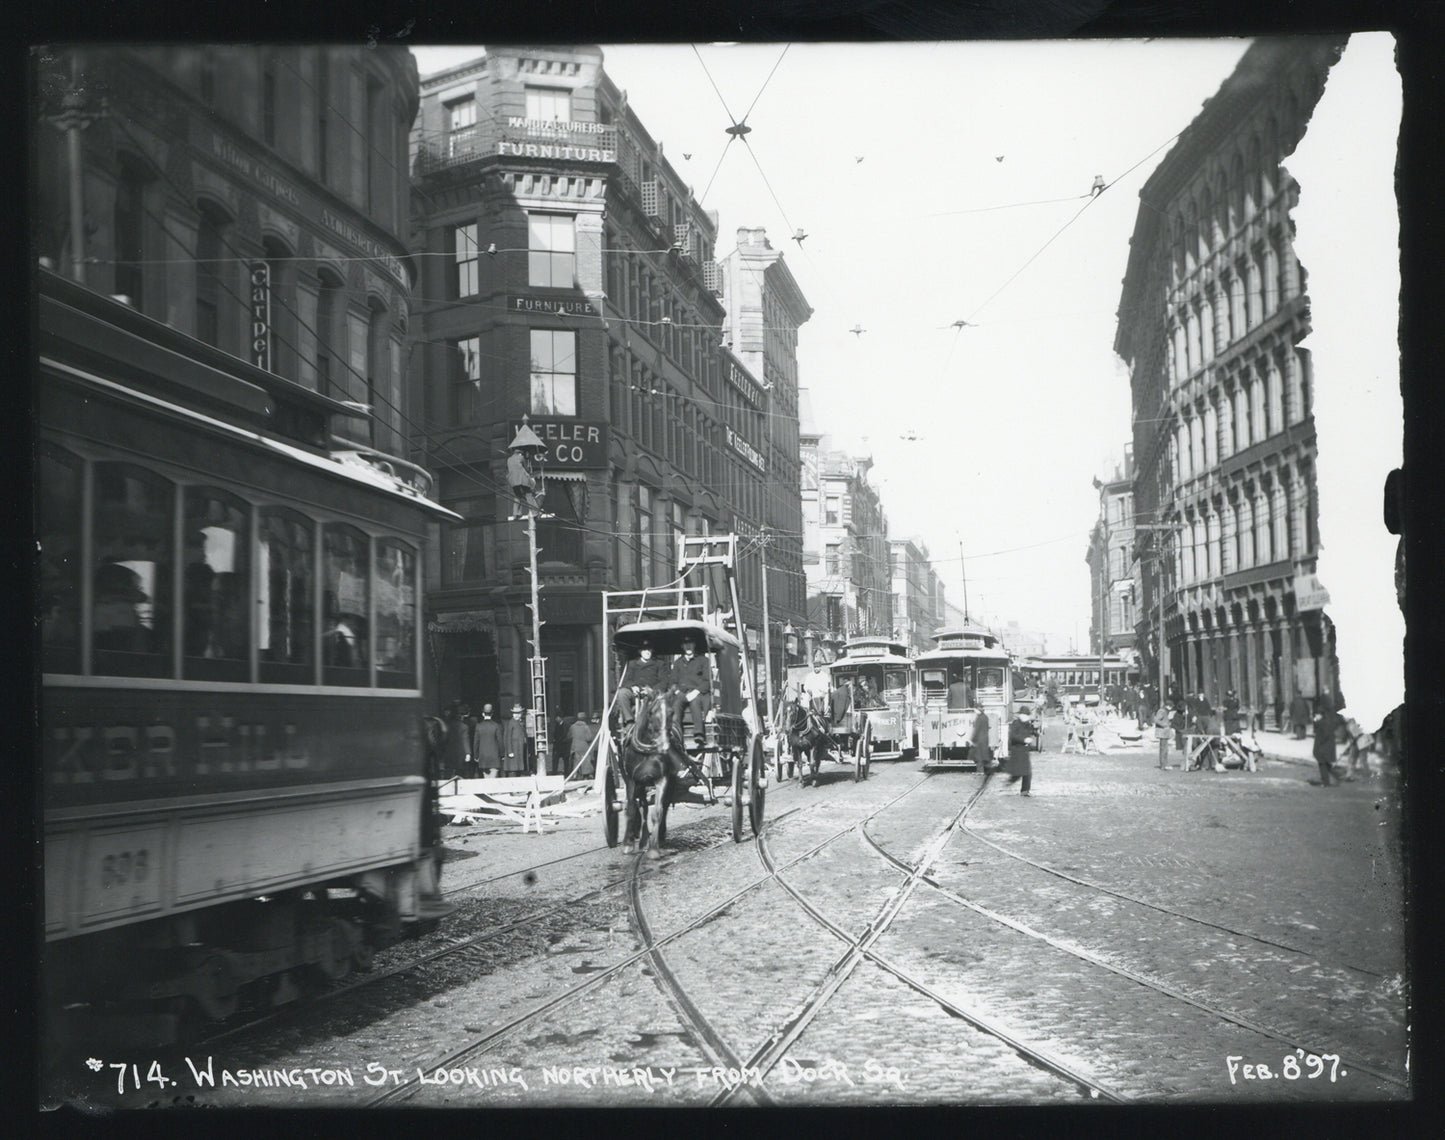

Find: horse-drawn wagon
778;685;873;786
596;536;767;854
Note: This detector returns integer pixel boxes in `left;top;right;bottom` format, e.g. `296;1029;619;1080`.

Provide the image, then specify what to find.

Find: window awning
542;470;589;482
427;610;498;635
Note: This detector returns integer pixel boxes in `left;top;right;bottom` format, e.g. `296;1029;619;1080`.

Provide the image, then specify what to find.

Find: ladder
529;654;549;772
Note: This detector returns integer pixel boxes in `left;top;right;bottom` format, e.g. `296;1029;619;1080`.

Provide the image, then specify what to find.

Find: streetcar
596;534;767;848
38;269;457;1049
914;627;1015;769
824;635;918;760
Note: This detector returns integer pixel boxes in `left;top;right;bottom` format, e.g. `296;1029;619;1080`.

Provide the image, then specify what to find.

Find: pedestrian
1153;701;1173;769
970;707;993;772
1222;690;1241;736
459;703;477;777
669;634;712;743
947;674;972;711
1004;713;1033;796
1170;701;1186;753
1312;701;1340;787
567;710;597;777
473;702;502;777
442;701;469;780
617;638;669;726
500;702;529;776
1289;694;1312;740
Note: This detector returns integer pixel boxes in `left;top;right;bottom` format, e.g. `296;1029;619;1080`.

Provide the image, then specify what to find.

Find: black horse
618;689;689;858
783;697;832;785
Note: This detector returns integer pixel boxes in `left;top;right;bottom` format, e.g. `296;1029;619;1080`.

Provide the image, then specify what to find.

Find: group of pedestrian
967;706;1035;796
437;700;530;779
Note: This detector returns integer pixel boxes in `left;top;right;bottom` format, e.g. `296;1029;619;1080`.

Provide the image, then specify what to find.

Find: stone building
35;45;418;458
1114;36;1347;723
889;537;946;656
408;47;784;715
799;421;892;661
1086;449;1138;659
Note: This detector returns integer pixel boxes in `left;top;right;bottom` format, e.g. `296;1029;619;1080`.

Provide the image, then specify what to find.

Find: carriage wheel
854;720;873;782
602;751;620;848
748;735;766;836
731;752;745;843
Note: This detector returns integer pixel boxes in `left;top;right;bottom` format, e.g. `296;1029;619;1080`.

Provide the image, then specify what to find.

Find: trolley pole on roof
509;417;550;778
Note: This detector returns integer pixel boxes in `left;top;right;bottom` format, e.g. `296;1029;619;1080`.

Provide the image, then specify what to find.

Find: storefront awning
428;610;498;635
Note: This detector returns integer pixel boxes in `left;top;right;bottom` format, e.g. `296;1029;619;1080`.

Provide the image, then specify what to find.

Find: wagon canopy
613;618;741;657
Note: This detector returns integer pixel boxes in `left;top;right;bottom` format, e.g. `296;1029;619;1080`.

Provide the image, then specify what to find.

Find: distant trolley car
915;627;1015;770
825;636;918;760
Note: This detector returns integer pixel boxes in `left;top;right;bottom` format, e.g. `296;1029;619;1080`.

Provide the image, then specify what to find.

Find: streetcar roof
828;651;913;668
613;619;741;655
913;647;1010;664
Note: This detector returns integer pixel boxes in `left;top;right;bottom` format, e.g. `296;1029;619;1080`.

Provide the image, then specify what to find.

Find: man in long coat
500;703;529;776
969;708;994;771
472;703;502;777
669;634;712;740
617;639;669;725
1003;714;1033;795
567;711;598;778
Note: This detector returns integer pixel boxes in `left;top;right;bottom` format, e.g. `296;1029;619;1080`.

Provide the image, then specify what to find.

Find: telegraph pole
758;527;775;722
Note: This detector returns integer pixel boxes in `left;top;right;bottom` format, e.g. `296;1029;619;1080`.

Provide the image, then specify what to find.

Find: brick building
408;46;784;715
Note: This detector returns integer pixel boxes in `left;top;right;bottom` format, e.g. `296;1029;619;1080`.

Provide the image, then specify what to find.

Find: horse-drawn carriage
596;536;767;855
778;685;872;786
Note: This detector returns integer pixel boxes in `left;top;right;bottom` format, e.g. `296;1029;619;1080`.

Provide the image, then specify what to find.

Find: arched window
259;508;315;683
114;156;149;309
183;487;250;681
1239;492;1255;568
195;203;228;349
1230;152;1246;229
314;267;343;401
1233;382;1251;453
92;463;175;677
1265;355;1284;436
1250;368;1267;446
1254;482;1273;564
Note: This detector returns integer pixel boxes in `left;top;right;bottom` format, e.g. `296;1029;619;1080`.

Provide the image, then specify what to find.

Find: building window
538;481;586;566
530;329;577;416
114;158;148;308
453;222;480;298
637;486;653;589
445;94;477;157
528;213;575;288
447;336;483;422
525;85;571;122
195;205;226;348
442;497;492;585
825;495;840;526
315;269;342;400
263;58;278;147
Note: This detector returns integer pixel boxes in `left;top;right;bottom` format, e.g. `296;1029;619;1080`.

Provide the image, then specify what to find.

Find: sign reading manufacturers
508;419;609;469
724;425;766;472
249;261;271;372
509;296;599;317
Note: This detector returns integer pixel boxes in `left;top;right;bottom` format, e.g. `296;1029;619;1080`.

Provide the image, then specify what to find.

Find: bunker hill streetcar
915;627;1015;769
38;270;456;1046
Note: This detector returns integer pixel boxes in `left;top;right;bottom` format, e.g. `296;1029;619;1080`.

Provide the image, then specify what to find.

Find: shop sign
249;261;271;372
1293;573;1331;613
508;418;609;468
724;426;765;472
509;295;599;317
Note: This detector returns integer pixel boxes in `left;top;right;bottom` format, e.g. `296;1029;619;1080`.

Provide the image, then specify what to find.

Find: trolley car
915;627;1015;770
825;636;918;760
596;535;767;847
38;270;457;1047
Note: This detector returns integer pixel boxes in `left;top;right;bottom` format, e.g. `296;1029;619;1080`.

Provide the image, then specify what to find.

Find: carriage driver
617;638;670;726
669;634;712;742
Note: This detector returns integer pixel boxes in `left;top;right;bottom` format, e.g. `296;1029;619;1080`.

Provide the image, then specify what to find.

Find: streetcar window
38;444;81;674
374;539;417;688
883;669;909;693
977;667;1003;689
323;524;370;683
183;488;250;681
920;669;947;692
91;464;174;677
259;508;315;683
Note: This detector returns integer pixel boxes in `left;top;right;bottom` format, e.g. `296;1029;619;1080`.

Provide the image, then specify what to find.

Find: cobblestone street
46;720;1408;1111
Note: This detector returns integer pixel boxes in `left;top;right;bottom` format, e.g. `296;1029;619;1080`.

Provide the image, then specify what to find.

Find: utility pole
508;418;549;778
1135;522;1179;702
758;527;775;724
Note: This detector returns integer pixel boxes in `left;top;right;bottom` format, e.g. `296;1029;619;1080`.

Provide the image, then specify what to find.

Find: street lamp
508;416;549;777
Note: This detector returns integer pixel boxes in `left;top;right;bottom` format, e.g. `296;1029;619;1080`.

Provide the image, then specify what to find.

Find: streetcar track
362;784;928;1106
715;770;1125;1104
855;786;1409;1091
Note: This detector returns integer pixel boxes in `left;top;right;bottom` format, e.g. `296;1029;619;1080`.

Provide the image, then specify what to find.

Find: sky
414;39;1304;654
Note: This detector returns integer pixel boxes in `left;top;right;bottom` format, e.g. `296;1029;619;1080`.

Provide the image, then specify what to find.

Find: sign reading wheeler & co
508;419;609;468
